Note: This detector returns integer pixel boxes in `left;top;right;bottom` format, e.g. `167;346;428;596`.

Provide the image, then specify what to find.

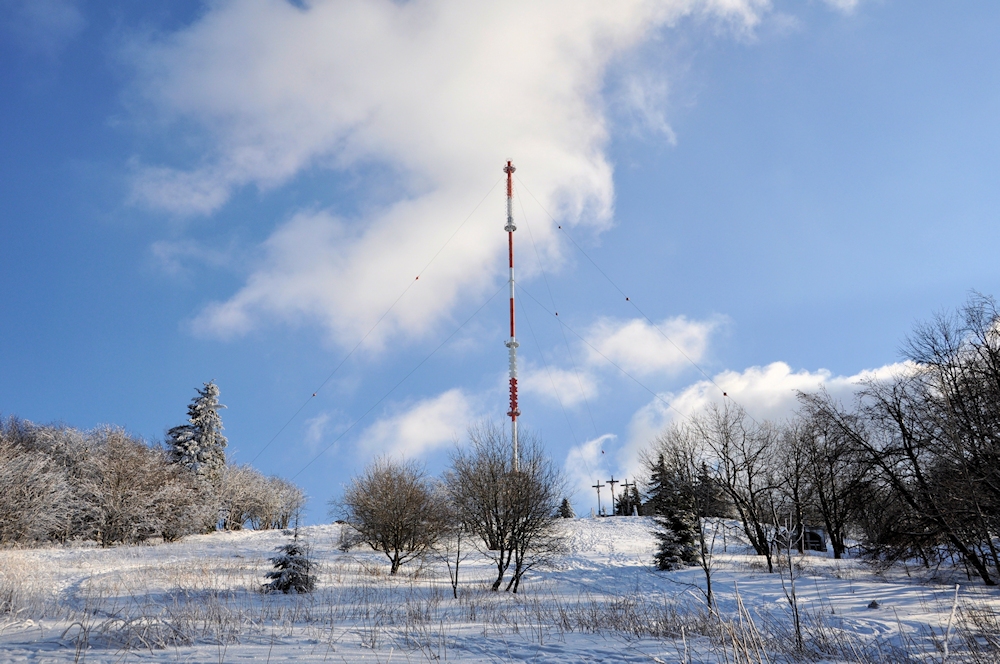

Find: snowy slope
0;517;996;662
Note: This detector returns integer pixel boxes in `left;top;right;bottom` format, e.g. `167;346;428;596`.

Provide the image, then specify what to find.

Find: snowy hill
0;516;996;662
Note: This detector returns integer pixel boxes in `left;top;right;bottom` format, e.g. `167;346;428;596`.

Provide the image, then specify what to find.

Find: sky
3;0;1000;521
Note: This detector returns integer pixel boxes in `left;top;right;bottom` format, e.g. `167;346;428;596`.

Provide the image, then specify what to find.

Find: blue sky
3;0;999;520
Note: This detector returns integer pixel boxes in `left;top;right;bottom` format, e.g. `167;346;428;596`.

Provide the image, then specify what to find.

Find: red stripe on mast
503;160;519;471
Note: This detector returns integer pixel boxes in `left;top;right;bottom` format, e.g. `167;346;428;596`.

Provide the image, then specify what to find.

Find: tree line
643;293;1000;590
0;381;304;547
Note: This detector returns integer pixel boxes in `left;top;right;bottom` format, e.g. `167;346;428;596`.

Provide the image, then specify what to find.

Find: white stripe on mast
503;160;520;472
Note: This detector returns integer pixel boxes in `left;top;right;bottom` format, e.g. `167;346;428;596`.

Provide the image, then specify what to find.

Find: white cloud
612;360;911;483
356;388;476;459
564;433;617;512
129;0;771;343
614;73;679;144
519;363;598;409
584;316;720;377
303;413;332;453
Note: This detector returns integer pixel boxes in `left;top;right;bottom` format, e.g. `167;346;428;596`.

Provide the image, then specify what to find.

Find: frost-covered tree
218;464;306;531
166;381;228;482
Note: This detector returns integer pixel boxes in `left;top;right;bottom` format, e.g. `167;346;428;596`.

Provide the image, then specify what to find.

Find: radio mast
503;160;520;472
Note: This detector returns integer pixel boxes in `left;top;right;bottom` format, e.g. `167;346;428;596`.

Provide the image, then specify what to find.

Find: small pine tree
263;531;315;594
166;381;228;482
558;497;575;518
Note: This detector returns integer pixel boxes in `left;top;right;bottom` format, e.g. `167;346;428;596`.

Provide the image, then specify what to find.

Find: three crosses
592;476;636;516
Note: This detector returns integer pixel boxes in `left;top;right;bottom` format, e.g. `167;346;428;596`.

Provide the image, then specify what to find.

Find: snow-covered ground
1;517;998;662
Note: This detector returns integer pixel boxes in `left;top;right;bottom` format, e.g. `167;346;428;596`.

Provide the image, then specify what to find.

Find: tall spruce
166;381;227;482
694;461;731;518
647;454;700;570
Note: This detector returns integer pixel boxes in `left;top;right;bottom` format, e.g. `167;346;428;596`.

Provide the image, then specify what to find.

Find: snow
0;517;996;662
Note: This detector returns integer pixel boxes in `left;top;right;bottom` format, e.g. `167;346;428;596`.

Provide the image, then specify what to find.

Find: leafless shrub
84;426;212;546
336;523;364;551
219;465;306;531
445;421;564;593
0;418;214;546
0;439;71;545
248;475;305;530
218;464;263;530
337;457;445;574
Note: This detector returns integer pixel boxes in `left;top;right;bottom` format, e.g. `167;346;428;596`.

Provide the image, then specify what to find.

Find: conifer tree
694;461;731;518
647;454;700;570
263;529;315;594
558;497;575;518
166;381;228;482
617;484;642;515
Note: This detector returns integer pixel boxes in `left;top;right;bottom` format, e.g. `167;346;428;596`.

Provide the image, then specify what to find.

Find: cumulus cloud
612;360;910;480
584;316;720;377
129;0;770;343
356;388;477;459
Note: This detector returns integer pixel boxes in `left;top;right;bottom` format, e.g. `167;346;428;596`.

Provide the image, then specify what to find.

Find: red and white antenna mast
503;160;520;472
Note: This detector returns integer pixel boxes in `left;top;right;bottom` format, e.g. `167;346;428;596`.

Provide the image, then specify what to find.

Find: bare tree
445;421;564;593
219;466;306;531
775;421;812;555
904;293;1000;579
796;391;871;559
645;422;726;608
0;437;71;545
807;370;998;585
337;457;444;574
0;417;217;546
434;487;469;599
695;403;780;573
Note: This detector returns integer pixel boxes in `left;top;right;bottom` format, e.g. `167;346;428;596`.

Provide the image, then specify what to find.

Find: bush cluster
0;417;304;547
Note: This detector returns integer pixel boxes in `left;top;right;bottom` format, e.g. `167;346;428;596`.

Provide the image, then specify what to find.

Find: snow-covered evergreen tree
166;381;227;482
647;454;700;570
263;531;315;594
558;497;575;518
